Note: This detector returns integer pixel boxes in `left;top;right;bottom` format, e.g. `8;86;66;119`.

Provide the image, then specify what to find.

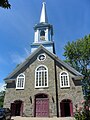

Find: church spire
40;2;48;23
31;2;55;54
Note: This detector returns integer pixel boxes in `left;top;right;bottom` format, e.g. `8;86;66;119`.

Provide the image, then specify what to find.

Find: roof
4;45;83;81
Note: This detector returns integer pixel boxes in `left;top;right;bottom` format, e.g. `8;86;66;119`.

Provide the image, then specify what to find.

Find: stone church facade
4;2;83;117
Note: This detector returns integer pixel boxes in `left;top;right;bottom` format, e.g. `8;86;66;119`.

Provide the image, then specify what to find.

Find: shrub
74;100;90;120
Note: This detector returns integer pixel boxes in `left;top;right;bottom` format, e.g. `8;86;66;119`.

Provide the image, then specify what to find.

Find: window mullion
61;76;62;87
64;76;65;86
43;71;45;86
17;78;19;87
21;79;22;87
65;76;67;86
41;70;42;86
62;76;64;86
38;71;39;87
20;79;21;87
19;79;20;87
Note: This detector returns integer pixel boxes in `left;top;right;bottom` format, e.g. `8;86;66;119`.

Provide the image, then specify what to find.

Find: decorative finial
42;0;46;7
42;0;46;3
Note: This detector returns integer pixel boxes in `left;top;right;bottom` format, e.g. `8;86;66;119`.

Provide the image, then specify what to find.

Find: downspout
54;60;59;117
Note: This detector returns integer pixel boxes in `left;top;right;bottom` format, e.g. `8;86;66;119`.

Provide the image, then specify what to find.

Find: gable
4;45;83;81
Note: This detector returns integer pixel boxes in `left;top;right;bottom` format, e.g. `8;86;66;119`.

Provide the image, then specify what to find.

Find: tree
0;0;11;9
64;34;90;99
0;90;5;107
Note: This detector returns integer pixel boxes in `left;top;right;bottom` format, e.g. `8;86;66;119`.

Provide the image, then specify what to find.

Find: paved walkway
12;116;75;120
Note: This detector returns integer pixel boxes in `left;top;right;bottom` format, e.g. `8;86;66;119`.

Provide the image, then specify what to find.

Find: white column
34;30;39;43
45;29;49;41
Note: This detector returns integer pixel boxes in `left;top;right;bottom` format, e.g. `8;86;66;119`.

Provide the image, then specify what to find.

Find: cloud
0;83;5;92
24;48;30;56
10;48;30;64
11;53;25;64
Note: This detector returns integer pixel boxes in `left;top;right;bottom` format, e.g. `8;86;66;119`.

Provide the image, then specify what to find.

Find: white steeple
31;2;55;53
40;2;48;23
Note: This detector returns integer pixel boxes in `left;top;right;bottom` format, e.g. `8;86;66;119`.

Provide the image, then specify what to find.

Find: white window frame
60;71;70;88
35;65;48;88
37;53;46;61
16;73;25;89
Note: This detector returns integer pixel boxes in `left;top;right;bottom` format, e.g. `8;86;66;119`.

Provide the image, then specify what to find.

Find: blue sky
0;0;90;87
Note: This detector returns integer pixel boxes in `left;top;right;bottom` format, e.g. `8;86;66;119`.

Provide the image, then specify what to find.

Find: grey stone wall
4;51;83;117
56;63;84;116
4;51;57;117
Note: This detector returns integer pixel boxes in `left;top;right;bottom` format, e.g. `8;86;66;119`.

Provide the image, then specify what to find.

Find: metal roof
4;45;83;81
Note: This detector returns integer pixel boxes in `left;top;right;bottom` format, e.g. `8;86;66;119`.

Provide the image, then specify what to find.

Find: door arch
34;93;49;117
60;99;73;117
11;100;23;116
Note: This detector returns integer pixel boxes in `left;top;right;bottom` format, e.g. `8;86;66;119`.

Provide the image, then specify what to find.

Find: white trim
37;53;46;61
60;71;70;88
35;65;48;88
16;73;25;89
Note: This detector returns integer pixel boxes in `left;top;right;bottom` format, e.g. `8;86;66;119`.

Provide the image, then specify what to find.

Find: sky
0;0;90;89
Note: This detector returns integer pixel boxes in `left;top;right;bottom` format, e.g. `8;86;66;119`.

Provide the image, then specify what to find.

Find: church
4;2;83;117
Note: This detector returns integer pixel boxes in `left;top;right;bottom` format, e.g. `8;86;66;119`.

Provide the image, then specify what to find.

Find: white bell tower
31;2;55;53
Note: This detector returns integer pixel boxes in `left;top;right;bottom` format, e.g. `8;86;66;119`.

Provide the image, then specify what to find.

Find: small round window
38;54;46;61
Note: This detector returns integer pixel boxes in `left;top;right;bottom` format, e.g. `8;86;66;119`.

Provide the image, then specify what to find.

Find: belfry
31;2;55;53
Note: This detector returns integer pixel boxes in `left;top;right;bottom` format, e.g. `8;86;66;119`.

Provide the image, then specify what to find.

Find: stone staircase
12;116;75;120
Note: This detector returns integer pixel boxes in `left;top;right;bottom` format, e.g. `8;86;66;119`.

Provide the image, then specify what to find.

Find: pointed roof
4;45;83;81
40;2;48;23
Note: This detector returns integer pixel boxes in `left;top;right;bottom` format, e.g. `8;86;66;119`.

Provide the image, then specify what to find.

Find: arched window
16;73;25;89
40;30;45;36
35;65;48;88
60;71;70;88
40;30;45;40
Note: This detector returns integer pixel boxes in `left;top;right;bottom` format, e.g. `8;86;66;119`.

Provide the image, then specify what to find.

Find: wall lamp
29;96;32;104
52;96;55;103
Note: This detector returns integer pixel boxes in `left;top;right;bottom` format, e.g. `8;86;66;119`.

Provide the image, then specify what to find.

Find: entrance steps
12;116;75;120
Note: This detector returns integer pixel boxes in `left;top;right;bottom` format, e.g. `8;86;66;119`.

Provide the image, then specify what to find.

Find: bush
74;100;90;120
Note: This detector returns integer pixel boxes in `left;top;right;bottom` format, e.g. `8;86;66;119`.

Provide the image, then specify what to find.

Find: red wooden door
60;100;73;117
60;102;65;117
20;102;23;116
35;98;49;117
11;103;16;116
70;102;73;116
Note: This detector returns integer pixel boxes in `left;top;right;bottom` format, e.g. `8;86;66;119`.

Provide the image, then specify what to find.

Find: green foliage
64;34;90;115
0;0;11;9
64;35;90;75
74;100;90;120
64;35;90;120
0;91;5;107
